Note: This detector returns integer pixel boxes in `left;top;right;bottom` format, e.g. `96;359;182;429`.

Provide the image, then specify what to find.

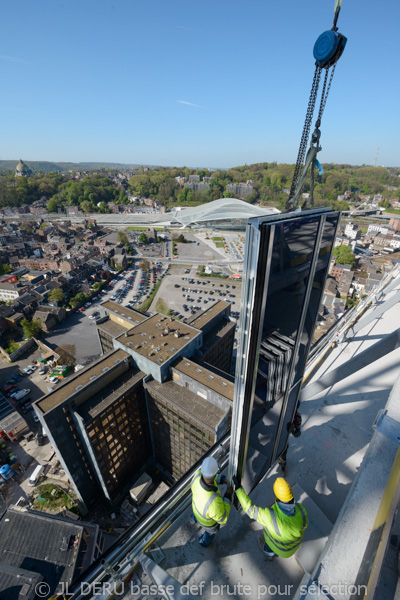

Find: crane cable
286;0;346;212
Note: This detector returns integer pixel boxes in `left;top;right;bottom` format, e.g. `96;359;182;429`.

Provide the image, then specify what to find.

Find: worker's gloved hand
232;474;241;490
218;474;227;485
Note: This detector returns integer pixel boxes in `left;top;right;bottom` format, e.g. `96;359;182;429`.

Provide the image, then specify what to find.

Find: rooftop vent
208;375;214;379
141;332;146;337
149;335;155;340
128;317;132;320
174;329;181;338
75;385;83;391
102;367;109;372
184;336;190;340
170;347;176;352
135;345;141;349
196;368;202;373
124;332;128;337
90;375;97;381
161;342;167;347
157;358;163;364
185;362;190;366
164;325;171;335
220;381;227;387
127;342;132;346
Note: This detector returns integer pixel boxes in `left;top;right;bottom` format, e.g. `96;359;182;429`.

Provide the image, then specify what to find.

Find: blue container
0;464;14;481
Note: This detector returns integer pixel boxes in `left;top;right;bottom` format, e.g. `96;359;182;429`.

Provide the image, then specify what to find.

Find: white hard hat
201;457;218;479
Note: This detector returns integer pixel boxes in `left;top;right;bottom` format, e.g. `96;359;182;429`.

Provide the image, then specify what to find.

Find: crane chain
288;65;322;205
316;63;336;127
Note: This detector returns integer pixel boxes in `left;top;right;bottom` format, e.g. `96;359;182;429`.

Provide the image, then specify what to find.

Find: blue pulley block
313;30;347;68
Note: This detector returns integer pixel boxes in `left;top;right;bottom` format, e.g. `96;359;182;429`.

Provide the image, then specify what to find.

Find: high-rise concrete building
145;357;233;479
35;301;236;508
35;350;152;506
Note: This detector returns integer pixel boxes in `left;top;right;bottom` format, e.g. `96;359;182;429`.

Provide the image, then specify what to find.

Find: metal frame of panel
228;208;339;495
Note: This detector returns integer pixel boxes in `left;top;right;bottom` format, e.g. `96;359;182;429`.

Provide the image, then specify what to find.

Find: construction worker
191;456;232;547
233;476;308;560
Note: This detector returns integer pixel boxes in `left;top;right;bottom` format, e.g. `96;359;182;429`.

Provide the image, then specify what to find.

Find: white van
28;464;44;487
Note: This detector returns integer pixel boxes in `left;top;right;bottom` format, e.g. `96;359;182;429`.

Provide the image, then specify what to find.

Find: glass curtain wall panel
229;208;339;493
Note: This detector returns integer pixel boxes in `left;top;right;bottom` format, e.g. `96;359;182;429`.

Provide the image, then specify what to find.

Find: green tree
139;259;150;272
48;288;65;304
0;263;12;276
92;282;102;291
138;232;148;244
117;232;129;245
70;292;86;307
21;318;43;339
333;245;356;266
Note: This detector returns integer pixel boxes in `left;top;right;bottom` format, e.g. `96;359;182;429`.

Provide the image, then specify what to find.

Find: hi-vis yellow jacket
236;487;308;558
191;469;231;529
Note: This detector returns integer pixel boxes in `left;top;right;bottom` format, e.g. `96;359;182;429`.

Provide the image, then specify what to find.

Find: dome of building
15;159;33;177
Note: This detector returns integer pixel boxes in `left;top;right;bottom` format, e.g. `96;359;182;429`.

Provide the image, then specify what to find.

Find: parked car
49;376;59;383
33;413;40;422
3;384;17;394
12;389;31;401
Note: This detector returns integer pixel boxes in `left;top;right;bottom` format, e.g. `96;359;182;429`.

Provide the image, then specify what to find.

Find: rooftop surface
97;318;128;338
144;379;227;433
116;314;202;366
173;357;234;402
36;349;130;414
101;300;147;324
145;276;400;599
184;300;230;329
0;508;83;597
201;319;236;353
77;368;145;422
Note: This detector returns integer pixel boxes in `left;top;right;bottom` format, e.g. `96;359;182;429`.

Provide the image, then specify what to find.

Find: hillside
0;160;154;172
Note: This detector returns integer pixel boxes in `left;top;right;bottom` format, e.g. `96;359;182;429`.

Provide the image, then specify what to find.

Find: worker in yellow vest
191;457;232;547
233;476;308;560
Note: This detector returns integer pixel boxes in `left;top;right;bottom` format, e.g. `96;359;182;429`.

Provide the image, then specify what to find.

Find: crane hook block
313;30;347;68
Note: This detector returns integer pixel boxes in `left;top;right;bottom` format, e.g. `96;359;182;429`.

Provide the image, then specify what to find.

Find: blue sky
1;0;399;168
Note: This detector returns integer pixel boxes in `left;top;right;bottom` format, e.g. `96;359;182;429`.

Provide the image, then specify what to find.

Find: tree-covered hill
0;162;399;214
0;160;154;172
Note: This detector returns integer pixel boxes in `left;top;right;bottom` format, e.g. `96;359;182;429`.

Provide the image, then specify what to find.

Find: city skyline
1;0;399;168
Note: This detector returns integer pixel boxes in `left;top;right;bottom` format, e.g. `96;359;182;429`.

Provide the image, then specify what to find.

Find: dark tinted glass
243;212;339;492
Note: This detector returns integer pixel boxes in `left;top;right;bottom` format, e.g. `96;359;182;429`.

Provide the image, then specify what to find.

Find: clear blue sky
1;0;399;168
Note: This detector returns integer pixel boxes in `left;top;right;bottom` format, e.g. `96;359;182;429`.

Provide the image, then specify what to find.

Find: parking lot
0;346;57;434
148;265;242;321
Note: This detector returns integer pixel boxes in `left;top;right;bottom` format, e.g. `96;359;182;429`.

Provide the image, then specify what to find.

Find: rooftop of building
101;300;147;323
144;379;226;432
173;357;234;402
201;318;236;354
0;563;42;600
36;349;131;414
115;314;202;366
184;300;231;329
0;508;83;596
97;317;128;338
76;367;145;422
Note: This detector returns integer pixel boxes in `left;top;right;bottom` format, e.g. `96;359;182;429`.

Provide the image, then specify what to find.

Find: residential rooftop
115;314;202;366
36;349;130;414
0;508;83;597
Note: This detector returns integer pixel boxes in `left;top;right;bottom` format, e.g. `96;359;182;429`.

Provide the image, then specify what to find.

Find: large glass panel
235;210;339;493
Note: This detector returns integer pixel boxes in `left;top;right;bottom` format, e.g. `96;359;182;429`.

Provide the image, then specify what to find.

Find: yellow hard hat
273;477;293;502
